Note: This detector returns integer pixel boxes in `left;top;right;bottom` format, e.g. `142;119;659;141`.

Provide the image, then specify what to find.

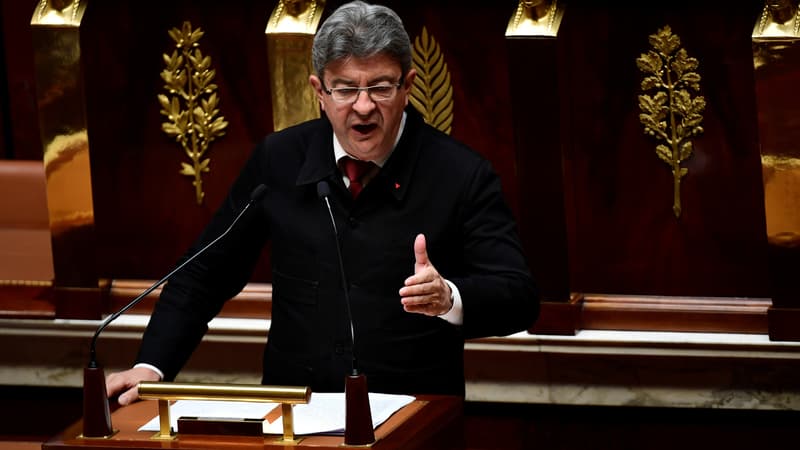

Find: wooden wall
561;3;768;298
2;0;795;336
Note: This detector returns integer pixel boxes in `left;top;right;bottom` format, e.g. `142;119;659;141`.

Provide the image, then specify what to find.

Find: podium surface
43;395;463;450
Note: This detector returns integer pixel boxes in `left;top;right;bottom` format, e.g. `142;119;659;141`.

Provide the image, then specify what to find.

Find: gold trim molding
265;0;324;131
506;0;565;37
159;22;229;205
753;0;800;38
636;25;706;218
32;0;86;26
266;0;323;34
410;27;454;135
0;280;53;287
31;0;99;289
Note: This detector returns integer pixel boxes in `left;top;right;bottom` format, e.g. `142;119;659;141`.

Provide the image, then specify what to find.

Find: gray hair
311;1;412;80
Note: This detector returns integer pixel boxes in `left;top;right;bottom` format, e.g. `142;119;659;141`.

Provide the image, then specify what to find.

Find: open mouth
352;123;378;135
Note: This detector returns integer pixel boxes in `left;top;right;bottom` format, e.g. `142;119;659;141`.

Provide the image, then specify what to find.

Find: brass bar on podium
138;382;311;442
282;403;294;442
156;399;173;440
138;382;311;403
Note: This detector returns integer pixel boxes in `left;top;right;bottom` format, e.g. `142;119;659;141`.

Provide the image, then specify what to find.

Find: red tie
342;157;374;198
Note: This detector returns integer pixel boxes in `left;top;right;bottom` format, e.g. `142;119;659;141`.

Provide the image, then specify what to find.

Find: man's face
310;54;416;161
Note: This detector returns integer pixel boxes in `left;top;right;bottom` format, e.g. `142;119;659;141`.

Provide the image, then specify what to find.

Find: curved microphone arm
316;181;358;375
88;184;267;367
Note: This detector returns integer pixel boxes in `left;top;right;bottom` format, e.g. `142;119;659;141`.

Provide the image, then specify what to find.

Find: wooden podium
43;395;463;450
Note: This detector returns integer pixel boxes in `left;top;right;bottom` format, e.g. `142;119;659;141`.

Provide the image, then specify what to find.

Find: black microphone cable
317;180;359;376
88;184;267;368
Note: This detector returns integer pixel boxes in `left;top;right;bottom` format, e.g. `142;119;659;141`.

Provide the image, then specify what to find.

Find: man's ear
403;69;417;90
309;74;325;110
401;69;416;106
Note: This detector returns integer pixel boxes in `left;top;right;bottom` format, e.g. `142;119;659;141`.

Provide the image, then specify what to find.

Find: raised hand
399;233;453;316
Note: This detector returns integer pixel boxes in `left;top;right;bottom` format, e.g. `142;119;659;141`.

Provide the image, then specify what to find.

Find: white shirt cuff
439;279;463;326
133;362;164;380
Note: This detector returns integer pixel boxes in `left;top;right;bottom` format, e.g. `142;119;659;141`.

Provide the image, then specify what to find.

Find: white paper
138;392;415;436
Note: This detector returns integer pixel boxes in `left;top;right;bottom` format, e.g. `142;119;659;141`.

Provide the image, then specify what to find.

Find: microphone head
250;184;267;202
317;180;331;199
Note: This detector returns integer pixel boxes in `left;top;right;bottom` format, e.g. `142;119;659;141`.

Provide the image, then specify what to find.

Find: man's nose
351;89;377;114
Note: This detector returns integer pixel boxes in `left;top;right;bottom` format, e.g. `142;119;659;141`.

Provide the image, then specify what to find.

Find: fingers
400;270;452;317
413;233;429;272
105;367;161;406
402;233;452;316
117;386;140;406
105;371;129;399
400;277;451;316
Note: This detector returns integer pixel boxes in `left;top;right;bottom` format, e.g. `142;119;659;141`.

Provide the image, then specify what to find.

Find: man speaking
106;0;538;403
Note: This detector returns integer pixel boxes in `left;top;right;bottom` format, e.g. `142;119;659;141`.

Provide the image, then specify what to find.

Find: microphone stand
317;181;375;446
81;184;266;438
81;356;114;438
344;371;374;446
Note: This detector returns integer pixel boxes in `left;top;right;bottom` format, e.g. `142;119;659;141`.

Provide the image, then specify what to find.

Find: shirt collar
333;111;407;167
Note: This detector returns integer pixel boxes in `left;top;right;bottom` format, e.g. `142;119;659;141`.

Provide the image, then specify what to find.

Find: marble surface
1;316;799;410
464;330;800;410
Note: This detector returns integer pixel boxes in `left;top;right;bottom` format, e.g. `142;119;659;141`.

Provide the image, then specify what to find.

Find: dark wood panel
42;395;464;450
107;279;271;319
0;285;54;318
0;0;41;161
463;401;800;450
561;2;770;297
0;4;7;160
82;0;523;285
768;307;800;341
1;1;786;329
384;0;521;217
507;34;572;303
529;297;582;335
81;0;277;281
580;294;770;333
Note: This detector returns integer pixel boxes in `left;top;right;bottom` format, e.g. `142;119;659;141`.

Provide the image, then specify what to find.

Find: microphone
82;183;267;438
316;180;374;446
316;181;357;374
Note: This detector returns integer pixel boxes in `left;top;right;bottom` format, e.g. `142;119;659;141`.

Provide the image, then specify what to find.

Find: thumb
118;387;137;406
414;233;429;272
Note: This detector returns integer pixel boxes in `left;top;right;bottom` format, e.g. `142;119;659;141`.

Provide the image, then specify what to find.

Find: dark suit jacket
137;107;538;396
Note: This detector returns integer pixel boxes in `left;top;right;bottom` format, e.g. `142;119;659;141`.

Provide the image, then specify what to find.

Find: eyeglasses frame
321;78;405;104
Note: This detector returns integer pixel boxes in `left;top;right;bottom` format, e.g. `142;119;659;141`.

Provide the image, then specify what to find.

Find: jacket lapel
294;118;340;190
293;107;426;202
377;107;424;203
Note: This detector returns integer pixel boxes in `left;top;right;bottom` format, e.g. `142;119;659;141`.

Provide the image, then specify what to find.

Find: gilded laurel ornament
410;26;454;135
636;25;705;218
159;21;229;205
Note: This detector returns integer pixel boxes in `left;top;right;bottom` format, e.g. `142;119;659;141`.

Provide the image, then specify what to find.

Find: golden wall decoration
159;21;229;205
636;25;706;218
752;0;800;38
752;1;800;249
505;0;565;37
33;0;84;25
31;0;99;288
410;26;454;135
265;0;324;131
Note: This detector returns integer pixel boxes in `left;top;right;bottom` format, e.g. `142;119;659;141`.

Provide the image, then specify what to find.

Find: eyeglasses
322;80;402;104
